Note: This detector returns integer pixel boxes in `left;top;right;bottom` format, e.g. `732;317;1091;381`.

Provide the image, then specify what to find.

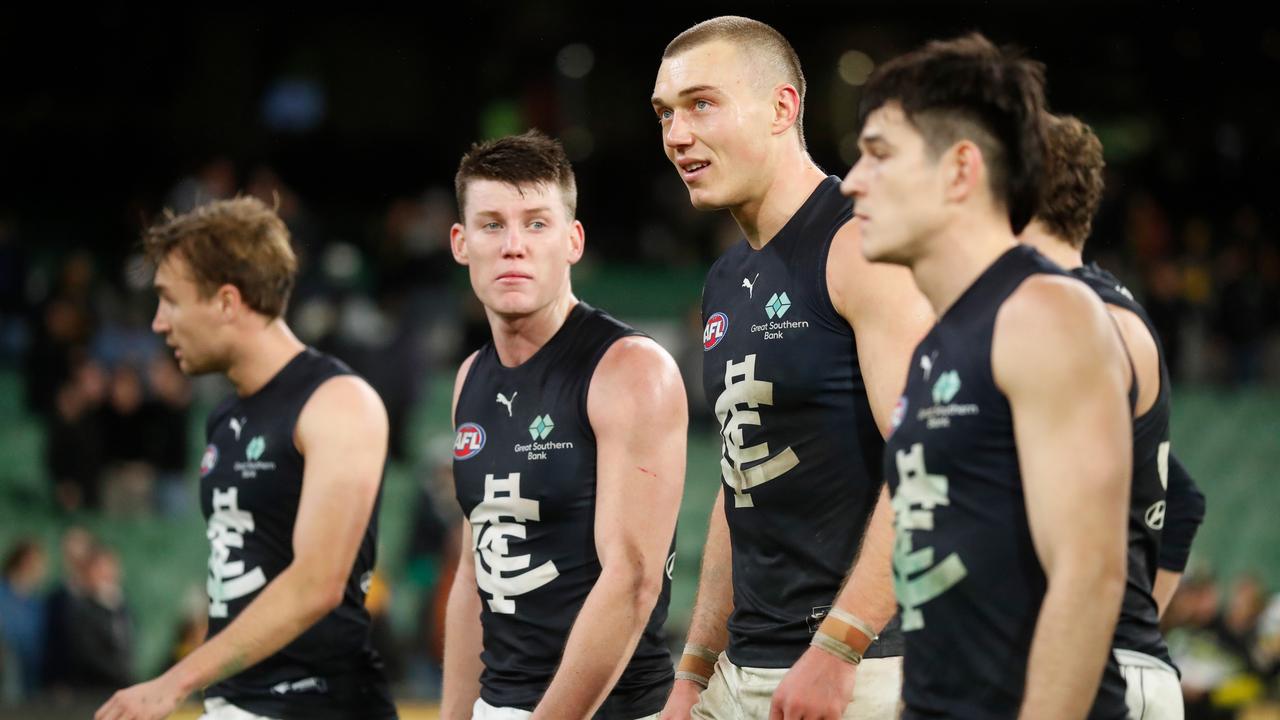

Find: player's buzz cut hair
454;130;578;221
1036;114;1105;250
143;196;297;318
858;33;1049;235
663;15;808;150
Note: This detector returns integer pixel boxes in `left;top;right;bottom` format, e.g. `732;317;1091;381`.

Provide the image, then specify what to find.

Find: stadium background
1;3;1277;718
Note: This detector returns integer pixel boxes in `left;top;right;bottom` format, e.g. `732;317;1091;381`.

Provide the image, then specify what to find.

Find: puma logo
229;417;247;441
920;352;938;382
742;273;760;298
496;392;517;417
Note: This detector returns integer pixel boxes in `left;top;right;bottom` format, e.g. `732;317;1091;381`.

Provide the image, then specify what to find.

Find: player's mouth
677;158;711;182
496;271;532;284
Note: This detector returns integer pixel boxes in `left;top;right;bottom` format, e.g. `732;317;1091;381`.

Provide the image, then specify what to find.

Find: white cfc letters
206;487;267;618
714;354;799;508
891;443;968;631
469;473;560;614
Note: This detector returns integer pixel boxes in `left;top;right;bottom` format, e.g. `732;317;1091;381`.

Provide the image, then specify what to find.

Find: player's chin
180;345;231;376
861;236;910;267
488;292;540;318
174;352;201;375
859;233;891;262
685;185;728;212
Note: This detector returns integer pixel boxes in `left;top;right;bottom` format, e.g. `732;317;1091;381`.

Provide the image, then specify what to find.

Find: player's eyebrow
651;84;721;106
859;133;890;151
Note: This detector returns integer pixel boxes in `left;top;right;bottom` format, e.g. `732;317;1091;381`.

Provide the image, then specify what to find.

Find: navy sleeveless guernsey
884;246;1127;719
452;302;674;717
700;176;902;667
201;348;395;719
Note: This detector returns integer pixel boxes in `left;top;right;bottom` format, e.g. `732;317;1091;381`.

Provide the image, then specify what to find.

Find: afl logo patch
454;423;486;460
891;396;908;432
704;312;729;351
200;444;219;477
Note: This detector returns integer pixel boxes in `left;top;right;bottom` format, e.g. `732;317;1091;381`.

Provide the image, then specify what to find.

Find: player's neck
731;154;826;250
911;212;1019;319
488;291;579;368
226;318;307;397
1019;228;1083;270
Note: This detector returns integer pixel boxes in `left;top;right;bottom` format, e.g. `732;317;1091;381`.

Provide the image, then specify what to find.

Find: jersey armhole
453;346;490;427
817;215;856;333
579;330;647;443
292;366;356;458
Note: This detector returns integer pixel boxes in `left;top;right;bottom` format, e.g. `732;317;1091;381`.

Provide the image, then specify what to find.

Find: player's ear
216;283;244;321
770;83;802;137
450;223;469;266
944;140;986;204
567;220;585;265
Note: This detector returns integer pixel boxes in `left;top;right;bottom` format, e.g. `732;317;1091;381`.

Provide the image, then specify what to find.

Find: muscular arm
824;221;933;632
684;491;733;653
97;375;389;720
442;352;485;719
442;523;484;719
661;487;732;716
766;220;932;718
994;277;1131;719
532;337;686;719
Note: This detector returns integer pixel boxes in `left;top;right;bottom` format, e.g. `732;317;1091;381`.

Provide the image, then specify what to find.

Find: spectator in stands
1257;591;1280;698
165;157;235;215
1167;572;1271;719
43;526;96;695
23;250;98;418
46;358;108;512
0;539;49;701
143;353;192;515
0;216;27;361
99;362;155;516
62;545;134;692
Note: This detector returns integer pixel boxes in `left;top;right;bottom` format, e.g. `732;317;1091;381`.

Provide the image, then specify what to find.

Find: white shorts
472;696;659;720
690;652;903;720
1114;649;1184;720
199;697;281;720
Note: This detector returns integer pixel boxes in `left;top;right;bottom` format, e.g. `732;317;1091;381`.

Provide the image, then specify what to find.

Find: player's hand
769;645;857;720
659;677;705;720
94;675;187;720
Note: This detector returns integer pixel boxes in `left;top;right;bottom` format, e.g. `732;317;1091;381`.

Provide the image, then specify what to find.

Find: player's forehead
153;251;195;289
464;179;564;216
653;39;753;100
860;102;918;145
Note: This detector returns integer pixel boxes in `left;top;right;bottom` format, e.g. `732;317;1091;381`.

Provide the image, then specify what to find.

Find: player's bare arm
442;352;486;720
994;276;1131;720
659;487;731;719
767;221;932;720
96;375;388;720
532;337;686;719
